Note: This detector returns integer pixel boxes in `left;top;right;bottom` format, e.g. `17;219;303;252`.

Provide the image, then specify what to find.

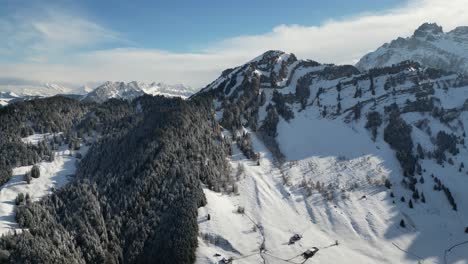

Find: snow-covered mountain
0;81;196;105
82;81;196;103
0;91;20;106
357;23;468;74
195;50;468;263
0;83;74;98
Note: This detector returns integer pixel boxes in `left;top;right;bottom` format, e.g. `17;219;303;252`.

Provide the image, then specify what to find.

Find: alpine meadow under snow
0;21;468;264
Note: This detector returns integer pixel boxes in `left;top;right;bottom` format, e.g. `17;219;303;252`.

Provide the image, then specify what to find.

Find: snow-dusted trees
384;110;416;176
434;131;459;165
0;167;12;186
261;105;279;137
15;193;25;206
0;96;87;185
272;90;294;120
369;75;376;95
417;143;425;159
24;171;32;184
30;165;40;179
365;111;382;141
400;219;406;228
296;74;311;109
432;176;457;211
2;96;231;264
353;102;362;120
237;132;258;161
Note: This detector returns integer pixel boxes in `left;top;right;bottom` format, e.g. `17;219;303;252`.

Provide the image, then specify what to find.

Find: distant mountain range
0;81;196;105
357;23;468;73
82;81;196;103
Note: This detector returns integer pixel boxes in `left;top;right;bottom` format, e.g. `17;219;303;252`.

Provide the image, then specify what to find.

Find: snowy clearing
0;134;87;236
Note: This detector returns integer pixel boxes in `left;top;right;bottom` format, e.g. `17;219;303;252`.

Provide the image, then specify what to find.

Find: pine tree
421;192;426;203
385;179;392;189
24;171;32;184
400;219;406;228
409;199;413;209
15;193;25;205
401;196;406;202
31;165;40;178
370;75;376;95
417;143;424;159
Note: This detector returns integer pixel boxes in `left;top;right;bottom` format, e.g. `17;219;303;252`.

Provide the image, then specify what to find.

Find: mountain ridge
356;22;468;73
194;49;468;263
82;81;196;103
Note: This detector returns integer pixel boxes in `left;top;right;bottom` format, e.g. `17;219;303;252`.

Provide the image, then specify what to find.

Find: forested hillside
0;95;230;263
0;97;90;185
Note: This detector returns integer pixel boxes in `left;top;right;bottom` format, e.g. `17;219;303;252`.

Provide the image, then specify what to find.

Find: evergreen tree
370;75;376;95
24;171;32;184
400;219;406;228
31;165;40;178
385;179;392;189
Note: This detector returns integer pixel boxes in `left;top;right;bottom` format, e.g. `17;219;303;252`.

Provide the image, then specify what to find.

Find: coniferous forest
0;95;230;264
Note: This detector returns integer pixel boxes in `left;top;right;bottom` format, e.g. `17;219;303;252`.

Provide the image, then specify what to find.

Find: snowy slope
82;81;196;103
0;134;88;236
196;51;468;263
357;23;468;74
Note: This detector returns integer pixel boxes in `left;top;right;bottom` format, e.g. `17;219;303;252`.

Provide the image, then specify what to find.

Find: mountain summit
356;23;468;73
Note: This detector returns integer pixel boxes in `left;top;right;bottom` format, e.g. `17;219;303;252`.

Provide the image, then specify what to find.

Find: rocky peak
449;26;468;37
357;23;468;73
413;22;443;39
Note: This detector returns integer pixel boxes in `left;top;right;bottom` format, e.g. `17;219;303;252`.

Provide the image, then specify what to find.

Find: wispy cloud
0;9;122;62
1;0;468;89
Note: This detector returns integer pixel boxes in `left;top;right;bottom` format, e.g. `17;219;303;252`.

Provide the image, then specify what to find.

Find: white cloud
0;10;121;62
1;0;468;89
206;0;468;65
31;13;121;50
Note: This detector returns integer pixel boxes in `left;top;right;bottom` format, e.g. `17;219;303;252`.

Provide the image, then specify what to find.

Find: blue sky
2;0;404;53
0;0;467;88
